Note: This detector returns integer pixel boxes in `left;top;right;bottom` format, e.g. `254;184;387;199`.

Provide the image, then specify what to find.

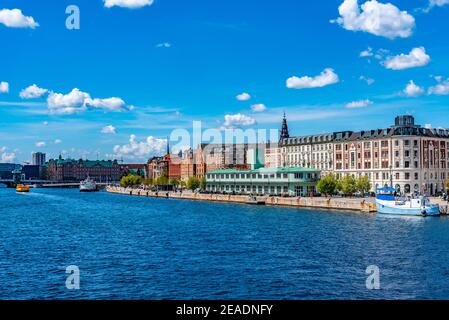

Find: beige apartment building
268;115;449;195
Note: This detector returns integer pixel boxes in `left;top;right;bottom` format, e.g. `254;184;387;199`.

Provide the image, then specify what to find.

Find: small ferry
376;187;440;216
80;177;98;192
16;184;30;193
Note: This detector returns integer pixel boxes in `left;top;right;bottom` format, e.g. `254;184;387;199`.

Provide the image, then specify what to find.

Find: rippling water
1;187;449;300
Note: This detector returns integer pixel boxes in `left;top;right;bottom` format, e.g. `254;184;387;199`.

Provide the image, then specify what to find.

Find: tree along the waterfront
170;178;180;188
200;176;207;190
187;176;200;191
120;174;143;188
317;175;371;196
356;175;371;195
317;174;338;196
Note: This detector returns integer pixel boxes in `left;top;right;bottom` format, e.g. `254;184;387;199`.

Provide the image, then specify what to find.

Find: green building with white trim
205;167;320;197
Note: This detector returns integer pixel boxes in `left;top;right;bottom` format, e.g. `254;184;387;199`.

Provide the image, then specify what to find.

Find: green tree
120;174;143;188
340;175;357;196
143;178;153;186
356;175;371;195
317;174;338;196
169;178;180;188
187;176;200;191
200;176;207;190
156;175;169;186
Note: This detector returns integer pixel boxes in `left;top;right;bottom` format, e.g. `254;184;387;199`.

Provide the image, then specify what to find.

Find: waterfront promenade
106;186;378;213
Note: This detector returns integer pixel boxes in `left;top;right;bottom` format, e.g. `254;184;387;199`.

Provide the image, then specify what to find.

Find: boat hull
376;199;440;216
80;188;98;192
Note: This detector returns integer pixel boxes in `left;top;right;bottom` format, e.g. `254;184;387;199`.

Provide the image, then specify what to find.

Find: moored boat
16;184;30;193
80;177;98;192
246;195;266;205
376;187;440;216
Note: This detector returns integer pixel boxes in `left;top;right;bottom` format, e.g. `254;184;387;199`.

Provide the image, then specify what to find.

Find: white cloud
428;78;449;95
403;80;424;97
35;141;46;148
0;146;6;152
104;0;154;9
360;47;373;57
0;9;39;29
47;88;132;115
20;84;48;99
1;152;16;163
113;135;166;159
54;139;62;145
333;0;415;39
236;92;251;101
345;99;373;108
425;0;449;11
360;75;375;85
286;68;339;89
156;42;171;48
0;81;9;93
101;125;117;134
43;121;49;126
85;97;129;112
383;47;431;70
47;88;90;115
223;113;256;129
251;104;267;113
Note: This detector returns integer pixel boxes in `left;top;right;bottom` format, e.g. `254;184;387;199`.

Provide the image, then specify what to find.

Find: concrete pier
106;186;377;213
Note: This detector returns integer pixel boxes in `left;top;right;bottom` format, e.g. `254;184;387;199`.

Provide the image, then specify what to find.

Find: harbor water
1;187;449;300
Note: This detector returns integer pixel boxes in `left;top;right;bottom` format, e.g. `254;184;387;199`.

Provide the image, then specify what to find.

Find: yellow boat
16;184;30;193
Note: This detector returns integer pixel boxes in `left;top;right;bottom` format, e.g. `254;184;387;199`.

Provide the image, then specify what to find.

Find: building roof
50;158;118;167
207;166;319;175
280;115;449;145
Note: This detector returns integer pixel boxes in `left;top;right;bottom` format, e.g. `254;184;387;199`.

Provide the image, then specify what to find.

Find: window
405;173;410;180
415;173;419;180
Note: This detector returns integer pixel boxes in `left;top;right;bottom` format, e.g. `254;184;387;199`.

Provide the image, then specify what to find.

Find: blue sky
1;0;449;163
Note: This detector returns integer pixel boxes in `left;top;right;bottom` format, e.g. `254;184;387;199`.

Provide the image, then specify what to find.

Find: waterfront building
333;115;449;195
272;114;449;195
180;148;196;180
264;143;282;168
44;157;122;182
196;143;264;177
280;133;340;175
22;165;41;180
146;156;168;180
205;167;320;196
121;164;147;178
32;152;46;166
167;153;182;180
0;163;22;179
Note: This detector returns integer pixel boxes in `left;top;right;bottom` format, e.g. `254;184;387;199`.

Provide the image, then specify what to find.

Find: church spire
166;136;170;155
279;112;290;142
